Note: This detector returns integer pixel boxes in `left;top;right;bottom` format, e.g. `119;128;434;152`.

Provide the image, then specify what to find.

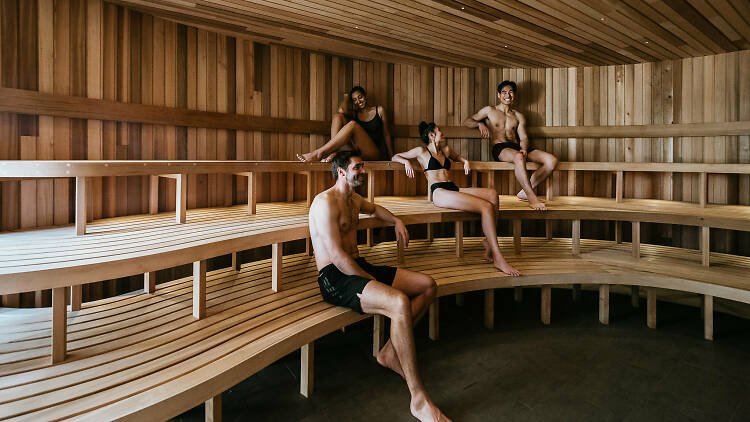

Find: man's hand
404;161;415;178
463;160;471;175
394;218;409;248
477;122;490;139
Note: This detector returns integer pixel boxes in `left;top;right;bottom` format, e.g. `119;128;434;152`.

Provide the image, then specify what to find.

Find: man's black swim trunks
317;257;397;313
492;142;536;161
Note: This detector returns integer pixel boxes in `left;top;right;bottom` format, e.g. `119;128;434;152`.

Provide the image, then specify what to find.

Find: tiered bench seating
0;160;749;421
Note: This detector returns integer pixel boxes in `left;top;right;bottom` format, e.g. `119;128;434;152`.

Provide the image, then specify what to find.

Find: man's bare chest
338;203;360;234
487;110;518;131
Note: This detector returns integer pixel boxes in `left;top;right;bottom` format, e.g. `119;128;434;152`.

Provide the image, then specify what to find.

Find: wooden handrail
1;87;749;139
1;160;749;178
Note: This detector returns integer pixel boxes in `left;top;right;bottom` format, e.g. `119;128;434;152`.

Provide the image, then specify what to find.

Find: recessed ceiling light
645;41;649;43
504;45;508;48
354;26;358;29
600;17;605;20
461;7;465;10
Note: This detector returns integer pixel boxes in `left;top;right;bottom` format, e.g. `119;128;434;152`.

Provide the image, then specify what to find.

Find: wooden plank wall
0;1;749;305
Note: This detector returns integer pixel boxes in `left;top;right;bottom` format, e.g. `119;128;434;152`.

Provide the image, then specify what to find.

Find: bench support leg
429;300;439;341
177;174;187;223
372;315;385;357
75;176;87;236
545;220;552;240
513;219;521;254
631;286;640;308
454;221;463;258
193;260;207;319
615;221;622;244
514;286;523;303
647;289;657;329
231;252;241;272
704;295;713;341
149;175;159;214
632;221;640;259
701;226;710;267
70;285;82;311
599;284;610;325
541;286;551;325
484;289;494;329
306;237;313;256
427;223;433;243
572;219;580;256
205;393;221;422
272;242;283;292
52;287;67;363
247;172;256;215
367;229;374;247
144;271;156;293
572;284;581;302
301;342;314;397
397;238;405;264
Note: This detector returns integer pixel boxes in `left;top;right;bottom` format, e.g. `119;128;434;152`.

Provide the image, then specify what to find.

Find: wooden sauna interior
0;0;749;307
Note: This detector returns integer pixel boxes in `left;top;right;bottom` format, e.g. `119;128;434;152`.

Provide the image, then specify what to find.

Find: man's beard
347;173;364;188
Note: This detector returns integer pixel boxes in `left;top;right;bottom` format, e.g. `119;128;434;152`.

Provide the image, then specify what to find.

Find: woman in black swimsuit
392;122;519;276
297;86;393;162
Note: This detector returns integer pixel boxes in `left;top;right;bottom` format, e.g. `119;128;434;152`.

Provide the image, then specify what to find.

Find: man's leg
358;280;448;422
375;269;436;378
499;149;546;210
525;149;558;190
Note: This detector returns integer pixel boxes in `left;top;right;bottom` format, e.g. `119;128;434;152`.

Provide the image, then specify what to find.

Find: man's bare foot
529;198;547;211
517;189;528;201
411;394;451;422
296;151;320;162
376;341;404;379
482;239;493;262
494;255;520;276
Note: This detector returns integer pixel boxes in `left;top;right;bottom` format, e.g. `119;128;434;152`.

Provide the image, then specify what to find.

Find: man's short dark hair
331;149;362;179
497;80;517;94
350;86;366;97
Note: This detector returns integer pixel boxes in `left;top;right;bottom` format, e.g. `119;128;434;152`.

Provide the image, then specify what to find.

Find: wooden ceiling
113;0;750;68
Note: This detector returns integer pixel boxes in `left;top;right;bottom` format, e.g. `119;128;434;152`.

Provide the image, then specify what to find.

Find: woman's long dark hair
418;121;436;144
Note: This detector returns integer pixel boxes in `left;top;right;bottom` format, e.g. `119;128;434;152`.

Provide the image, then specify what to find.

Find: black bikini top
424;150;451;171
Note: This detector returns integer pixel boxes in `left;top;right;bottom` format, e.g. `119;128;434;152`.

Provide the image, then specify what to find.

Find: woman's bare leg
297;120;381;162
460;187;499;262
433;189;520;275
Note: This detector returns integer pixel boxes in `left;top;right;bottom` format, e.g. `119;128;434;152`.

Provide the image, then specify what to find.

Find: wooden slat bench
1;236;749;420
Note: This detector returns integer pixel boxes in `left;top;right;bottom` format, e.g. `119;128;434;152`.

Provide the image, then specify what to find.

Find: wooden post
177;173;187;223
205;394;221;422
632;221;640;259
647;288;657;329
144;271;156;293
52;287;67;363
699;172;707;207
599;284;610;325
70;285;82;311
541;286;551;325
545;220;552;240
615;170;623;202
193;260;206;319
615;221;622;244
572;284;581;302
306;237;313;256
487;170;495;190
272;242;283;292
247;172;256;214
572;219;580;256
484;289;494;329
372;315;384;357
305;171;313;207
703;295;713;341
631;286;639;308
455;221;463;258
149;175;159;214
397;237;405;264
701;226;710;267
428;300;439;341
545;176;552;201
513;219;521;254
514;286;523;302
75;177;87;236
300;342;314;397
426;223;433;243
231;252;241;272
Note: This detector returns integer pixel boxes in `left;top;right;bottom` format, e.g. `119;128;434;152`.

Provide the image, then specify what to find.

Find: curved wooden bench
1;237;748;420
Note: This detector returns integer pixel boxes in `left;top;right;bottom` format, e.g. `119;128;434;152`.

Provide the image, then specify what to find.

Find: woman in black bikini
297;86;393;162
391;122;519;276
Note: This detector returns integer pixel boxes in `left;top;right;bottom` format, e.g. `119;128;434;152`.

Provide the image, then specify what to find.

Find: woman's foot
296;151;321;162
376;341;405;379
493;254;520;276
411;394;451;422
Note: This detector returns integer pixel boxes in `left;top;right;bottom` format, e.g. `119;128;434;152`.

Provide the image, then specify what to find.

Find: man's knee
423;275;437;300
389;291;411;318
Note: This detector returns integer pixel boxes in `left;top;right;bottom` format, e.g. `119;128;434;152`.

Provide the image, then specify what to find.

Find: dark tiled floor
171;289;750;422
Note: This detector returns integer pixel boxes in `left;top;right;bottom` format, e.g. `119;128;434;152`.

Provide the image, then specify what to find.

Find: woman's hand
404;161;415;178
463;160;471;175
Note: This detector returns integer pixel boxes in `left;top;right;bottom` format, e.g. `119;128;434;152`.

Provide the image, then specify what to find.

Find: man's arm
516;111;529;155
359;195;409;247
378;106;394;157
463;106;491;139
311;198;373;279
